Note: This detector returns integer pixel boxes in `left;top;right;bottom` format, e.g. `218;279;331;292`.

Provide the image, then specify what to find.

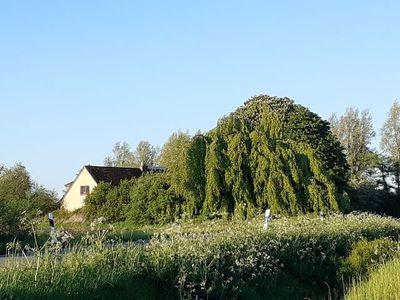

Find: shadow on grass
3;277;179;300
239;273;332;300
0;233;49;255
0;230;152;255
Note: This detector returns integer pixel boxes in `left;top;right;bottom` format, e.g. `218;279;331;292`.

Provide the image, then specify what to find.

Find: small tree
134;141;159;166
329;107;376;186
159;131;191;169
0;163;58;234
104;142;136;167
380;100;400;197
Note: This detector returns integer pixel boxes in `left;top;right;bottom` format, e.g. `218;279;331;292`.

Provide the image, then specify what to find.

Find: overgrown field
1;213;400;299
346;257;400;299
0;212;155;255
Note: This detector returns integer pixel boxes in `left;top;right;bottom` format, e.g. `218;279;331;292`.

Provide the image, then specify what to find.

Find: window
80;186;90;195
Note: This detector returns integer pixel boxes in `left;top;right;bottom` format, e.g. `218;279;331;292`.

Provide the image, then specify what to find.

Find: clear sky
1;1;399;196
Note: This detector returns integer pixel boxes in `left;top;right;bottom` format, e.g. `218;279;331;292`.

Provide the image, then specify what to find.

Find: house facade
61;165;144;211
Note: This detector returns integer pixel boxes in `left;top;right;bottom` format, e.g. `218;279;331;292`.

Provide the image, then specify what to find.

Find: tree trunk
395;162;400;201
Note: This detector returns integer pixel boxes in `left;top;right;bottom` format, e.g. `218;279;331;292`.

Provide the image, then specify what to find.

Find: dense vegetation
90;96;400;224
3;95;400;298
85;175;185;224
0;164;58;235
189;96;349;217
330;101;400;217
1;214;400;299
87;95;351;223
346;256;400;299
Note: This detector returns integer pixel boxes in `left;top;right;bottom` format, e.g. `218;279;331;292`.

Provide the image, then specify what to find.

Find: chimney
140;162;148;173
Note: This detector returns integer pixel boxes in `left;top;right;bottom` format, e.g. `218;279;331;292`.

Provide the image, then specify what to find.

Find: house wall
62;167;98;211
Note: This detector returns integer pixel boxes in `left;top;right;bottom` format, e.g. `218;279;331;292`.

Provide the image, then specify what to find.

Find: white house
61;165;143;211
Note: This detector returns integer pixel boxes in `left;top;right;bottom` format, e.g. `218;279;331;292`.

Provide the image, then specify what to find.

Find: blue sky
1;1;399;195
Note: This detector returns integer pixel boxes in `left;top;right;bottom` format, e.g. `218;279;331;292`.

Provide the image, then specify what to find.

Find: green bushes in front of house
84;174;184;224
85;96;352;224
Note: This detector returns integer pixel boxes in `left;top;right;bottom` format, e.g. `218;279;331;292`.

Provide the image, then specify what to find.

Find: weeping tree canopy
165;95;350;218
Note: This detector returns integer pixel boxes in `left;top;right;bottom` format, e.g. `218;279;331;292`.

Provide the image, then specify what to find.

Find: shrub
0;164;58;235
85;174;184;225
84;179;133;223
126;173;184;224
339;238;398;279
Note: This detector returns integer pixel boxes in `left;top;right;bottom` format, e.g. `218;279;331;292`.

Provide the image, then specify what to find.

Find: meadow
346;257;400;299
1;213;400;299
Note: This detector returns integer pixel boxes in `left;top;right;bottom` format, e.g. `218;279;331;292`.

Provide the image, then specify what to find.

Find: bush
339;238;398;279
126;174;184;224
0;164;58;235
85;174;184;225
349;183;400;217
84;179;133;223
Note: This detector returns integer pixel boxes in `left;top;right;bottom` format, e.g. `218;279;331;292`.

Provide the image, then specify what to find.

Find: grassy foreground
1;213;400;299
346;257;400;300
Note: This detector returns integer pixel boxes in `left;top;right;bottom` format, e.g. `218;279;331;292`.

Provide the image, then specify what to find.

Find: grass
1;213;400;299
346;257;400;300
0;215;156;255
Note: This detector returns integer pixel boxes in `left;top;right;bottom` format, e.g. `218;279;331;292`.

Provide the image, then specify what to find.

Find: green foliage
183;134;207;216
159;131;210;218
204;135;231;217
349;182;399;216
381;100;400;163
84;182;113;220
104;141;136;167
346;257;400;300
173;95;349;218
329;108;376;186
104;140;160;168
339;238;397;279
159;132;190;193
98;95;351;223
0;163;58;235
85;174;183;225
134;140;159;166
380;100;400;200
28;184;59;215
84;179;133;223
349;152;400;217
127;174;183;224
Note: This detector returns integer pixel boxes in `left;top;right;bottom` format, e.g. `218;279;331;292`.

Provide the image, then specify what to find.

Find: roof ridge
85;165;141;169
84;165;143;185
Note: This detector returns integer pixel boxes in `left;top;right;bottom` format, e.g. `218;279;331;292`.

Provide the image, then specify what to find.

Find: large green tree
329;108;376;186
166;95;350;219
158;131;191;193
158;131;204;216
380;100;400;196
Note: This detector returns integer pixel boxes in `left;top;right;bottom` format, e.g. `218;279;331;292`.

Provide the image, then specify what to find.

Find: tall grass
1;213;400;299
346;257;400;300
